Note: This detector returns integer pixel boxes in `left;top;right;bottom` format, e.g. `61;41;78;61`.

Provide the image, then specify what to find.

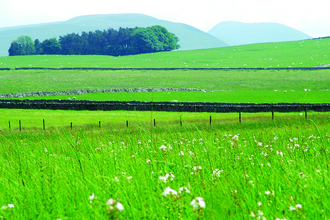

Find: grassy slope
0;38;329;103
1;69;329;103
1;37;329;69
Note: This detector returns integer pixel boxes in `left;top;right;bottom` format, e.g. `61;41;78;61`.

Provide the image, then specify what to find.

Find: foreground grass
0;112;329;219
1;37;330;69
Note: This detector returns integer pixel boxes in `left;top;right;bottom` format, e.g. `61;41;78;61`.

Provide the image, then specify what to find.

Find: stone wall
0;88;208;98
1;99;329;113
13;67;330;71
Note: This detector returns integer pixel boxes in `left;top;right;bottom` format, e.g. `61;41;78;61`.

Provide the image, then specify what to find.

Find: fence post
180;116;183;127
43;119;45;130
70;122;73;130
154;119;156;127
99;121;101;128
210;115;212;125
272;108;275;120
19;120;21;132
8;121;11;131
305;108;308;119
126;120;129;127
239;112;242;123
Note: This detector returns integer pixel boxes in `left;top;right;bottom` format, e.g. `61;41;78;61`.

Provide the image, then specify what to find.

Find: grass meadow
1;37;330;69
0;38;330;219
0;111;330;219
1;69;330;103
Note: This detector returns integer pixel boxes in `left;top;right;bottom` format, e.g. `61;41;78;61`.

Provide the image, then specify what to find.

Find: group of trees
8;25;180;56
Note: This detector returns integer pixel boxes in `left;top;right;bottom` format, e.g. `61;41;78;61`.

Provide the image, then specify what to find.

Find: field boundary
0;88;209;98
8;67;330;71
1;99;330;113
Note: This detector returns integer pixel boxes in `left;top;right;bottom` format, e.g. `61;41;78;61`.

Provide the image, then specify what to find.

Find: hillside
208;21;311;46
1;37;329;69
0;13;227;56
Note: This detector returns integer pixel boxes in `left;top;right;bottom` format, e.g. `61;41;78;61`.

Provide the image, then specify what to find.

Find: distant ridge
208;21;311;46
0;13;227;56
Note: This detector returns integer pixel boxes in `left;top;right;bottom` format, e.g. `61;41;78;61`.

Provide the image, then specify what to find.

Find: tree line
8;25;180;56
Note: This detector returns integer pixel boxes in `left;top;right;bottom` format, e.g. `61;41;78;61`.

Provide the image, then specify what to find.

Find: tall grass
0;114;329;219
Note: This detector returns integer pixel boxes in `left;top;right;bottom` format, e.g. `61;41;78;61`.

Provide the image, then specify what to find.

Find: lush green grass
1;69;330;103
15;90;329;104
0;113;329;219
0;108;316;131
1;37;330;69
1;36;330;219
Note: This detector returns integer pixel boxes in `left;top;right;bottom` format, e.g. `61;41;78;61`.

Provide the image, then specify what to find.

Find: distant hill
208;21;311;46
0;13;228;56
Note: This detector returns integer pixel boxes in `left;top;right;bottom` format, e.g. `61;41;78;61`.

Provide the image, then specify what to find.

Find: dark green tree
150;25;180;51
130;28;159;54
28;25;179;56
8;42;22;56
40;38;62;54
34;39;42;54
8;36;35;56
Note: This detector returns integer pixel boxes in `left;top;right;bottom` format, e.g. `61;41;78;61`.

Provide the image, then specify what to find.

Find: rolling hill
2;37;329;69
208;21;311;46
0;13;228;56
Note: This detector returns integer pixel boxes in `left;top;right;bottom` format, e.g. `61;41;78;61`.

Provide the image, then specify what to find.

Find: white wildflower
162;187;178;196
289;206;296;211
179;187;190;193
89;193;96;200
115;202;124;211
296;204;302;209
7;204;14;208
212;169;223;177
159;173;175;182
159;145;167;150
190;197;205;209
193;166;202;170
276;150;283;157
265;191;271;195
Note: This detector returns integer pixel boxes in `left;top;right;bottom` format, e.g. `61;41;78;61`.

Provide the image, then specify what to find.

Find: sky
0;0;329;38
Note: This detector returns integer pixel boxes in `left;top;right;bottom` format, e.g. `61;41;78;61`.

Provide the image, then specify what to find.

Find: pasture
1;37;330;69
1;37;330;219
0;112;330;219
0;69;330;103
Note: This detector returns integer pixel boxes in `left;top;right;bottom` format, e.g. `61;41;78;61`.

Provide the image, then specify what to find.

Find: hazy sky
0;0;329;37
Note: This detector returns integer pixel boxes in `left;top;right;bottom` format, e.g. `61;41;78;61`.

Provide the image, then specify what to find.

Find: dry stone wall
1;99;329;113
0;88;208;98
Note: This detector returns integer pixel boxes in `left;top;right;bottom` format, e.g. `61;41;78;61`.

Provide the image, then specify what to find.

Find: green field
1;69;330;103
1;38;330;219
0;113;330;219
1;37;330;69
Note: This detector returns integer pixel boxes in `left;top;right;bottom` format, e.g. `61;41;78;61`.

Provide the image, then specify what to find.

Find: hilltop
208;21;311;46
0;13;227;56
